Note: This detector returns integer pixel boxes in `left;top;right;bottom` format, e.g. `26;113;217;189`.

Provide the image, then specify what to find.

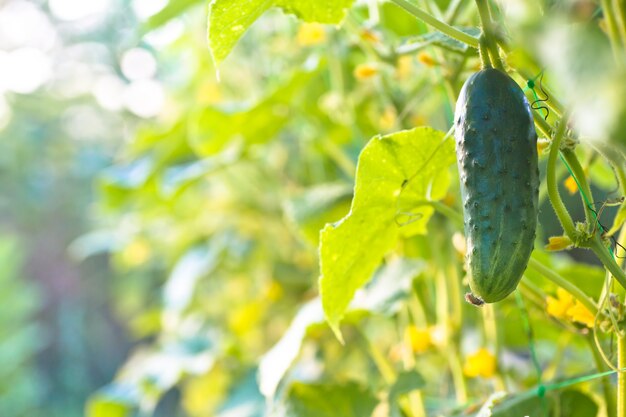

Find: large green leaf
259;258;423;399
207;0;355;65
188;68;318;156
319;127;455;338
282;381;377;417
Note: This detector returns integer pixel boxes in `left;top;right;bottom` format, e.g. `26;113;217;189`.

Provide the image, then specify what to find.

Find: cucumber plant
88;0;626;416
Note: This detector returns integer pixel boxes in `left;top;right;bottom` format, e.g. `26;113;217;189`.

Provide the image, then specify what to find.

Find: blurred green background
2;0;626;416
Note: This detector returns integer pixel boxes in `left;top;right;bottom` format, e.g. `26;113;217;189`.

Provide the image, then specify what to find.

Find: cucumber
454;68;539;303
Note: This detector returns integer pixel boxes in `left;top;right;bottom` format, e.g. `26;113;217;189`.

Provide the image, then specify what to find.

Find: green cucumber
454;68;539;304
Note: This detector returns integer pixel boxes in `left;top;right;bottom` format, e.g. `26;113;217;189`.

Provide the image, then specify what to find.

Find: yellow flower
297;23;326;46
545;236;572;251
379;106;397;131
410;114;427;127
360;29;380;43
537;139;550;155
546;288;575;320
567;301;595;328
463;348;496;378
405;326;432;354
354;63;379;80
564;176;578;194
417;52;437;67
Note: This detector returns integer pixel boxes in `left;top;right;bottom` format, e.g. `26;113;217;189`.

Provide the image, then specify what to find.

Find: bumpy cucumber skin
454;68;539;303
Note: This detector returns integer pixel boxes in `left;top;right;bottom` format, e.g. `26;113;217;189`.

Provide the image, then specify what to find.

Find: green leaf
558;389;598;417
86;385;138;417
319;127;455;338
188;68;318;156
207;0;355;65
144;0;203;31
163;243;223;314
259;299;323;398
282;381;377;417
283;182;353;245
259;258;422;399
351;258;424;316
389;370;426;417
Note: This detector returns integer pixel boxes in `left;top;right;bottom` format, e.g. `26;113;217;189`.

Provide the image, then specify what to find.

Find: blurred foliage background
2;0;626;416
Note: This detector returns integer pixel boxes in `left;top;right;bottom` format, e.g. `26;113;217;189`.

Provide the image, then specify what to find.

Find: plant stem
527;258;598;316
431;201;464;226
474;0;504;70
590;237;626;290
533;110;553;139
612;0;626;50
389;0;479;48
601;0;625;63
561;149;594;226
546;116;577;240
588;335;617;417
617;336;626;417
478;36;492;68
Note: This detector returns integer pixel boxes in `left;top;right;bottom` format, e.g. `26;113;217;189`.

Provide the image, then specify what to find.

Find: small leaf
144;0;203;30
188;68;318;156
558;389;598;417
283;182;353;245
282;381;377;417
208;0;355;65
319;127;455;338
389;370;426;417
259;299;324;398
163;243;223;314
86;384;138;417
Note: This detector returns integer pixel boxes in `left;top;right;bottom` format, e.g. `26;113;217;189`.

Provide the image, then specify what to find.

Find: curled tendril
527;72;550;121
588;198;626;258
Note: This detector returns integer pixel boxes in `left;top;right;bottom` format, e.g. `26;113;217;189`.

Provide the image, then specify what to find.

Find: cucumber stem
474;0;504;70
587;335;617;417
561;149;595;227
547;116;577;240
617;336;626;417
601;0;625;64
478;36;492;68
389;0;479;48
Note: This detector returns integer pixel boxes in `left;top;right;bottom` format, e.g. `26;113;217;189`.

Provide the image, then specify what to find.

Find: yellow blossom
360;29;380;43
564;176;578;194
567;301;595;328
297;23;326;46
417;52;437;67
546;288;575;320
379;106;397;131
405;326;432;354
441;193;455;208
411;114;427;126
545;235;572;251
354;63;379;80
463;348;496;378
537;139;550;155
